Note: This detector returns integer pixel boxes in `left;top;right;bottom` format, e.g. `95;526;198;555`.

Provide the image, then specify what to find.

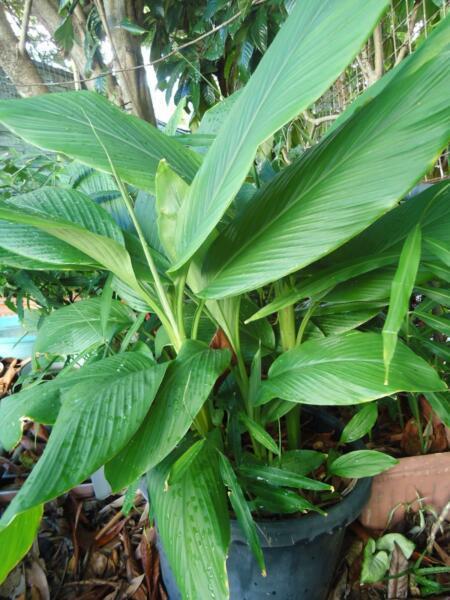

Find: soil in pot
155;410;372;600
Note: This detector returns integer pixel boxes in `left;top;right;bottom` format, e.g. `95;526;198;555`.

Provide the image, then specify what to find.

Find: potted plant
359;275;450;530
321;181;450;531
0;2;448;597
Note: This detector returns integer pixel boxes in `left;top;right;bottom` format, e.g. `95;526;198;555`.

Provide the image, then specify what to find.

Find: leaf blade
0;91;200;192
339;403;378;444
171;0;390;269
200;19;450;298
256;332;446;407
148;436;230;600
329;450;398;478
0;354;167;529
34;298;133;355
105;341;230;491
219;453;266;576
383;225;422;383
0;505;43;584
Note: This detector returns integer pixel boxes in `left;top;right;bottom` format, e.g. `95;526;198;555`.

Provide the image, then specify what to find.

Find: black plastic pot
155;411;372;600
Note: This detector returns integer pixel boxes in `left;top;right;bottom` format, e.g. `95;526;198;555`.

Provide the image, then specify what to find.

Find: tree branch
302;109;339;126
18;0;33;55
372;24;384;81
394;1;421;66
15;0;264;90
32;0;111;93
95;0;156;124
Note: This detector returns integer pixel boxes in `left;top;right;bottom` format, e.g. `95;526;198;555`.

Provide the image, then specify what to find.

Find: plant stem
277;294;296;353
191;299;205;340
229;298;263;456
296;303;315;346
116;177;183;351
232;303;249;404
193;405;212;436
83;110;183;351
175;270;187;341
286;407;301;451
120;312;146;353
409;393;425;454
275;281;300;450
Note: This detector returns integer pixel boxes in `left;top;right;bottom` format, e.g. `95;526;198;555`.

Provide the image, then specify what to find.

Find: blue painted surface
0;315;36;359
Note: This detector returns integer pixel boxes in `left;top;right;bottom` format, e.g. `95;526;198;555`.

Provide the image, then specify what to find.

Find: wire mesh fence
307;0;449;181
0;63;74;101
0;61;74;150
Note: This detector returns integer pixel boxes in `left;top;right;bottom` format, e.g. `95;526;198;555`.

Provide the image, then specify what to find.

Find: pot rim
231;475;371;547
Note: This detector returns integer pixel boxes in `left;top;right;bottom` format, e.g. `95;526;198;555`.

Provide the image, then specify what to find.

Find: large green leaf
105;341;230;491
415;310;450;336
0;188;141;292
321;266;430;305
147;435;230;600
328;450;397;478
200;17;450;298
0;91;200;192
340;403;378;444
255;332;446;407
0;505;43;584
425;392;450;428
312;306;382;336
424;237;450;266
247;181;450;322
0;352;160;451
0;354;167;529
34;297;133;355
314;182;449;271
197;90;242;136
0;186;123;268
247;255;399;323
0;246;73;270
171;0;389;269
416;286;450;307
134;191;166;256
0;381;61;451
383;225;422;382
0;221;93;269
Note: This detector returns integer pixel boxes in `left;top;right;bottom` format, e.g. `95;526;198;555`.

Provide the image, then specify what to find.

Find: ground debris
0;490;165;600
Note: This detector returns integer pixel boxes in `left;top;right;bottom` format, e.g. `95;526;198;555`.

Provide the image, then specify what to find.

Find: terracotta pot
360;451;450;530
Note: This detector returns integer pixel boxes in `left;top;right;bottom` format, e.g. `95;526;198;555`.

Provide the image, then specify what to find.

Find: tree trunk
0;4;48;97
32;0;107;93
99;0;156;124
